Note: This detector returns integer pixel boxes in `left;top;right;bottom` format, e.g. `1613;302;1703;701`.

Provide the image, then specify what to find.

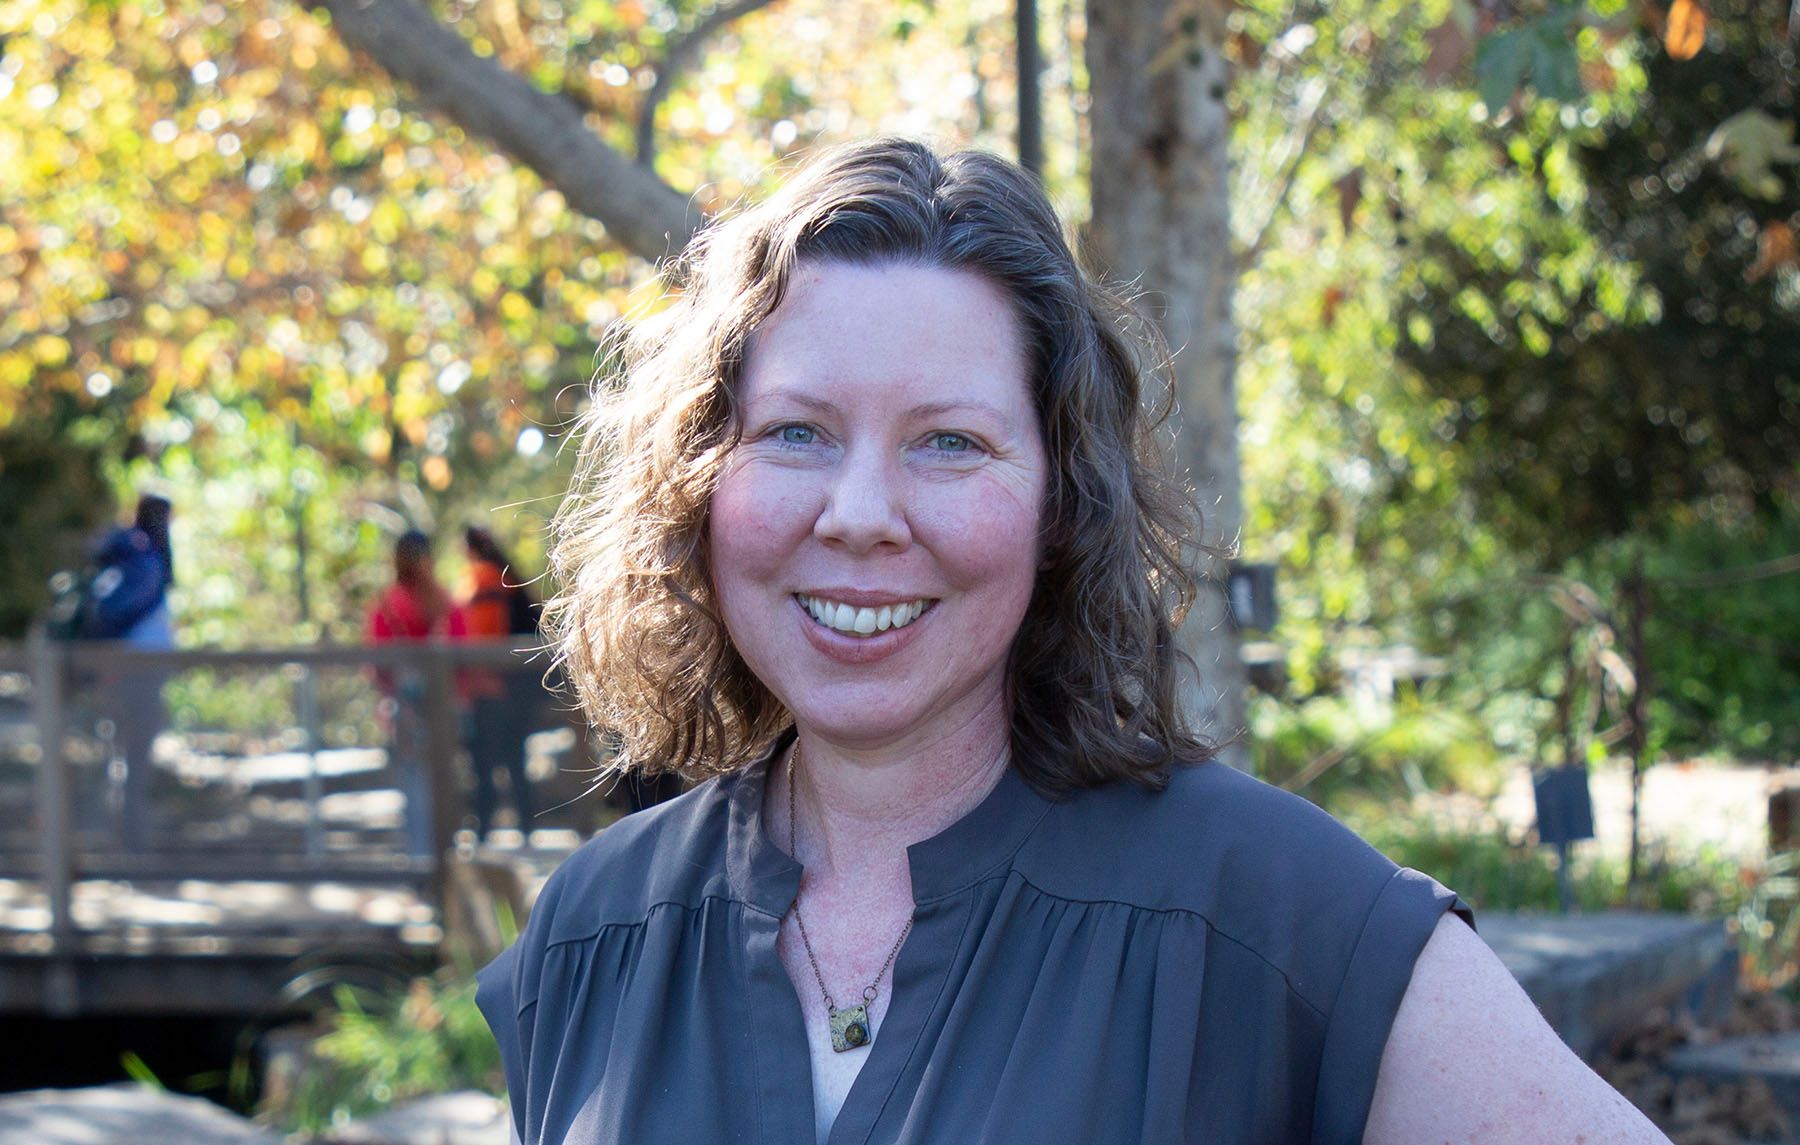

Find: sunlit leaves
1747;221;1799;284
1475;4;1584;115
1704;109;1800;201
2;0;1089;641
1662;0;1706;60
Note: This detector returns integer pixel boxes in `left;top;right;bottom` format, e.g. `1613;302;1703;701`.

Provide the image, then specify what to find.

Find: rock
1481;911;1736;1060
0;1084;280;1145
316;1092;510;1145
1599;991;1800;1142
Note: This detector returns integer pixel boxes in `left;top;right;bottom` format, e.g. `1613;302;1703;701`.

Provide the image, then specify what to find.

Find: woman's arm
1363;912;1674;1144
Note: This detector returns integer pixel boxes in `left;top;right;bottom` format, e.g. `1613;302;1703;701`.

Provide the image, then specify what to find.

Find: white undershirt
778;906;899;1143
810;1017;867;1143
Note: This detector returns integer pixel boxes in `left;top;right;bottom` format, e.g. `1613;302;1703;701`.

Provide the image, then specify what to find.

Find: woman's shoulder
1017;759;1449;1002
524;774;738;948
1026;758;1395;894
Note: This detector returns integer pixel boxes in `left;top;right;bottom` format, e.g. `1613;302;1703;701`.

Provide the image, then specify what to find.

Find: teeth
797;595;931;636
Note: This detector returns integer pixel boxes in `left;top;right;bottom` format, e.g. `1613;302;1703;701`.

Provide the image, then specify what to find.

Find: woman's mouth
795;593;935;637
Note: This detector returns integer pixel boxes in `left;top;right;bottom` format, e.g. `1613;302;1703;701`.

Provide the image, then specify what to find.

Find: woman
478;140;1669;1144
459;525;540;840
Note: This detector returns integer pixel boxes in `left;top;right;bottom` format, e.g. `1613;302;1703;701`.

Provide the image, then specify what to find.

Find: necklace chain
787;742;914;1016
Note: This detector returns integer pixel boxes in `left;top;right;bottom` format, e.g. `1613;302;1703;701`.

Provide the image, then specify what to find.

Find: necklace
786;742;914;1053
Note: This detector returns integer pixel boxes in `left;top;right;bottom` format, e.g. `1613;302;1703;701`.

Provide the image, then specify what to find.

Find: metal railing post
297;662;324;858
422;644;462;910
30;629;78;1016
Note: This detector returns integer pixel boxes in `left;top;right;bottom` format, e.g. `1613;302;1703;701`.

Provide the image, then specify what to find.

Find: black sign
1533;765;1596;846
1227;563;1278;631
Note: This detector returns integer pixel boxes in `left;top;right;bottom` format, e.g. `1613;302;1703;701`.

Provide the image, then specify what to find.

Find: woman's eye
931;432;973;453
776;424;816;445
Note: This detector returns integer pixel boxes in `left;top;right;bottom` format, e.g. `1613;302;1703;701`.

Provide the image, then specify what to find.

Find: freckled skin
708;261;1048;1137
709;261;1047;758
1363;914;1675;1143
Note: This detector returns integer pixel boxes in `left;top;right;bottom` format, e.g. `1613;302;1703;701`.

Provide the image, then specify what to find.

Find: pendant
827;1002;871;1052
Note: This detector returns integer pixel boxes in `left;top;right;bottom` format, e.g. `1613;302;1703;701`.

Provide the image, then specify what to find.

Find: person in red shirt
367;529;453;858
368;529;454;644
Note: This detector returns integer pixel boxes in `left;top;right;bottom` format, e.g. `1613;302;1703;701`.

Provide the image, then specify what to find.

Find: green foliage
1476;4;1584;113
1;0;1085;647
1398;0;1800;555
1250;692;1501;810
1354;804;1800;989
1634;512;1800;760
0;419;113;637
277;970;503;1136
1427;505;1800;766
1737;849;1800;991
261;906;518;1133
1350;807;1745;916
1232;0;1794;772
157;663;383;746
120;1050;166;1090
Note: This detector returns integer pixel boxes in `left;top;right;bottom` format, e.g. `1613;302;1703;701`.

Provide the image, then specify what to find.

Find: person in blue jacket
86;493;175;852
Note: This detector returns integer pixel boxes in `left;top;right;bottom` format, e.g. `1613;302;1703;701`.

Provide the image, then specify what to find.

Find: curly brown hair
546;137;1215;793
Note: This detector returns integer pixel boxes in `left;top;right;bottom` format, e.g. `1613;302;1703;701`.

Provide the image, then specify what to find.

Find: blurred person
367;528;452;860
458;525;541;842
84;493;175;853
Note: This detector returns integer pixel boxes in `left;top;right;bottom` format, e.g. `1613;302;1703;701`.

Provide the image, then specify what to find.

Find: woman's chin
785;703;924;749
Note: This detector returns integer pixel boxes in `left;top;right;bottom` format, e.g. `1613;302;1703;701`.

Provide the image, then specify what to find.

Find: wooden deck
0;636;608;1016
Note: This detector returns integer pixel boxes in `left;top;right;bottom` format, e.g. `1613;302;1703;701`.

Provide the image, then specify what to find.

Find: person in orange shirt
459;527;541;841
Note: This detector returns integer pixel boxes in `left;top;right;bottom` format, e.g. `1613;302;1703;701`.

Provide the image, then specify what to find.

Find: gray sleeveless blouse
477;748;1468;1144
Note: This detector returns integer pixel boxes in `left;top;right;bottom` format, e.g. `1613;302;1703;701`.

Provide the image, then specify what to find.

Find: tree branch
1236;74;1327;271
635;0;784;170
311;0;704;261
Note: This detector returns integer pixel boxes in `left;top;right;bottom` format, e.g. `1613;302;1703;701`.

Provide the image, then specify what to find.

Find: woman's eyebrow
745;390;840;416
906;400;1013;424
746;393;1014;424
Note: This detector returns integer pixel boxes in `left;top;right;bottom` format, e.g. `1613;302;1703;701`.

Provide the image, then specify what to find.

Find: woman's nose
813;448;911;552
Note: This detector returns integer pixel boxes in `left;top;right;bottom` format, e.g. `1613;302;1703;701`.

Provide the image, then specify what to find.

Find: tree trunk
1016;0;1044;176
1084;1;1248;767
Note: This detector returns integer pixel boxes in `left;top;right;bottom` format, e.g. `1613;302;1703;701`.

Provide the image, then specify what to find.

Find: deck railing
0;633;605;1015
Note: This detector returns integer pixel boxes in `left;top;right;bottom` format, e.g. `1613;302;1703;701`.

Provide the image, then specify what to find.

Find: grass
1351;811;1750;916
1345;800;1800;991
259;909;514;1136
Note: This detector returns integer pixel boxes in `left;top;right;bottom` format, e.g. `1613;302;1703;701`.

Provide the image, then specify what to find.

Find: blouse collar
724;730;1054;916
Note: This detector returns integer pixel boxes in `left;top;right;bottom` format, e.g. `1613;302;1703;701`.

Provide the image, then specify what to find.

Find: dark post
1555;617;1579;915
1016;0;1044;177
293;423;311;627
298;661;324;858
1624;557;1652;896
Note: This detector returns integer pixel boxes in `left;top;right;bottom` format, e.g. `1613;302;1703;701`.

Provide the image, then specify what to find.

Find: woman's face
709;260;1048;752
